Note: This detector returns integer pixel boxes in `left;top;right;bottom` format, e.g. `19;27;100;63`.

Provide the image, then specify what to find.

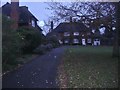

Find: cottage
47;18;102;46
47;20;93;45
1;0;42;31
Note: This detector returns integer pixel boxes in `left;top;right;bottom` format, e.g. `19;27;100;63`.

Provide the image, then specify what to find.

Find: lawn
58;46;118;88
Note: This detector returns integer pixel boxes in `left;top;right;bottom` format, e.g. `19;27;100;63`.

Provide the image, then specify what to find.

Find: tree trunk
112;2;119;58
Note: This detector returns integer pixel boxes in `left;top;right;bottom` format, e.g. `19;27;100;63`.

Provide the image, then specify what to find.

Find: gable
2;2;11;16
2;3;38;23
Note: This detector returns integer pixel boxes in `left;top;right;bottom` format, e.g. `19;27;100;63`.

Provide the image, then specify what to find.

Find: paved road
2;46;66;88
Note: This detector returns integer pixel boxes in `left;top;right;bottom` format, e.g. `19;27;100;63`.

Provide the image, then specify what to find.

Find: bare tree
46;2;119;57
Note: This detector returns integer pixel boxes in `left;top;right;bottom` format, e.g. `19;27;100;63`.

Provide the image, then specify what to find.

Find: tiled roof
2;2;11;16
54;22;89;33
2;2;38;22
19;6;38;22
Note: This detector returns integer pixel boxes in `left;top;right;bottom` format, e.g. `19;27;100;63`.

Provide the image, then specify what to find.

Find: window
73;39;79;44
64;32;70;36
31;20;35;27
59;40;63;44
82;34;84;37
94;39;100;46
87;38;91;43
73;32;79;36
64;40;69;43
82;39;86;45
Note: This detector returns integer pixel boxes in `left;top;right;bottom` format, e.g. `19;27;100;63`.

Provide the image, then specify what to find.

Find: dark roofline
54;22;89;33
1;2;10;7
19;6;38;21
1;2;38;21
36;25;43;31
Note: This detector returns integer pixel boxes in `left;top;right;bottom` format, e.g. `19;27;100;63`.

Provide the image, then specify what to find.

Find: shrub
33;44;46;54
46;35;60;48
33;43;53;54
17;27;43;53
2;15;22;70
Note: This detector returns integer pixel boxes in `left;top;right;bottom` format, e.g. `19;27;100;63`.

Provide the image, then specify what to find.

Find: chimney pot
51;21;53;31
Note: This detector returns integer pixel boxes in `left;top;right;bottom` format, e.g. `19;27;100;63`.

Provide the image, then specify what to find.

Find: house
47;18;102;46
1;0;42;32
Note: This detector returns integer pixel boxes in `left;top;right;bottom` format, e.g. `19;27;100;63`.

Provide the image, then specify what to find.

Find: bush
33;43;53;54
45;43;53;50
46;35;60;48
33;44;46;54
2;15;22;70
17;27;43;53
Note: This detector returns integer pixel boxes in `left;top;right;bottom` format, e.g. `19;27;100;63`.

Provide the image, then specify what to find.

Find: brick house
47;19;101;46
1;0;42;31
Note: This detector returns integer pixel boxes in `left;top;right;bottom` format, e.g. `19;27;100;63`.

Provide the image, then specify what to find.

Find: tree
46;2;115;36
17;27;43;53
2;15;22;70
112;2;119;58
46;2;119;57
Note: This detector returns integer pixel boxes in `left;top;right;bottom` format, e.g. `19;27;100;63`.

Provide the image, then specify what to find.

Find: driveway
2;46;67;88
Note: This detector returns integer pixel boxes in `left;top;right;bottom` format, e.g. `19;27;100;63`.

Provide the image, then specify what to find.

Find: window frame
73;32;79;36
64;32;70;36
31;20;35;27
73;38;79;43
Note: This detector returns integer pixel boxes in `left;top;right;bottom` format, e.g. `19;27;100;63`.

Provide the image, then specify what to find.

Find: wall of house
57;30;105;46
58;31;93;45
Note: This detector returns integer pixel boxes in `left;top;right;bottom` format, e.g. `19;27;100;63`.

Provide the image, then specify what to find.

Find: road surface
2;46;66;88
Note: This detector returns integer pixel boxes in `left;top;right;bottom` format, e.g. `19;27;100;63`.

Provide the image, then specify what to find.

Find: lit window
73;39;79;44
64;32;70;36
31;20;35;27
73;32;79;36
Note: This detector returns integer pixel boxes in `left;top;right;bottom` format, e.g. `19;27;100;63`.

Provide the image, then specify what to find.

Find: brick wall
10;0;19;30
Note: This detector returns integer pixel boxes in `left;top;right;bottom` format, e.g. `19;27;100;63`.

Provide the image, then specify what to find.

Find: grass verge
2;54;39;74
58;46;118;88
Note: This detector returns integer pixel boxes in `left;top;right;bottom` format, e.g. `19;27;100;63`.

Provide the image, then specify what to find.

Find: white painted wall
82;39;86;45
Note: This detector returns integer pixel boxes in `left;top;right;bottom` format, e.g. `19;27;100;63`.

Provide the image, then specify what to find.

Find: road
2;46;66;88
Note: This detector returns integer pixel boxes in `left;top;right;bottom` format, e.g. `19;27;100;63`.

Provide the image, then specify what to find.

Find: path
2;46;66;88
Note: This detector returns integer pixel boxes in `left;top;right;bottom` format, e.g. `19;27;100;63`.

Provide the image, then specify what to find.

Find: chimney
51;21;53;31
10;0;19;30
70;16;72;23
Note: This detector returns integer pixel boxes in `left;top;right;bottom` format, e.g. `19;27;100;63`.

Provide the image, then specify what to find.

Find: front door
82;39;86;46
